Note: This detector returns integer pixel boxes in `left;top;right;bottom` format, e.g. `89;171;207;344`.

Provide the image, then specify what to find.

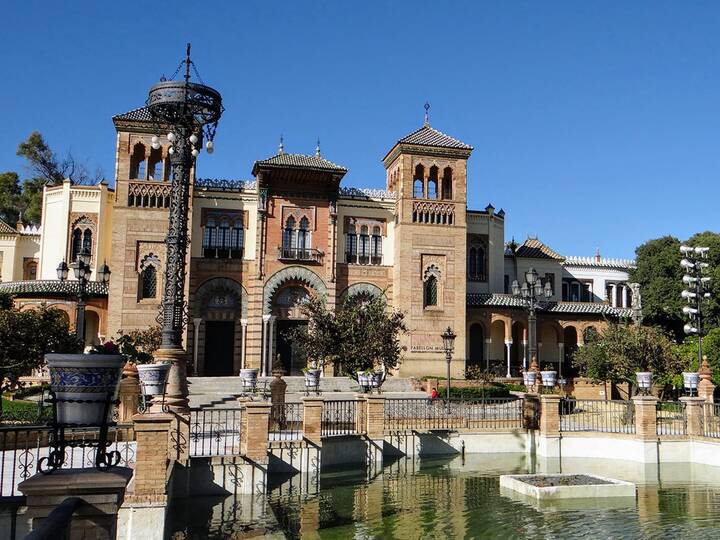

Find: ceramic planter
304;369;321;387
137;362;171;396
240;368;259;392
371;372;384;388
357;372;371;388
540;370;557;388
525;371;538;387
636;372;652;392
683;372;700;391
46;353;125;426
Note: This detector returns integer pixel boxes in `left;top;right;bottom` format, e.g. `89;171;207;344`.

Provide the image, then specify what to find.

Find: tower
383;111;473;377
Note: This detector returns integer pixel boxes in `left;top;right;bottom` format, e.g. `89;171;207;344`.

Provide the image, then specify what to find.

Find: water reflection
165;454;720;539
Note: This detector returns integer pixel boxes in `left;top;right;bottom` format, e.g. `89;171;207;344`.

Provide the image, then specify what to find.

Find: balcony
468;272;487;282
278;247;323;264
202;247;243;260
345;252;383;266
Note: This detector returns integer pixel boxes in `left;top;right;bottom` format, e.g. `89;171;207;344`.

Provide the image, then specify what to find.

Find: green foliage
572;322;684;396
0;304;81;393
116;326;162;364
448;384;516;399
0;292;13;311
283;293;407;379
676;328;720;385
0;172;21;225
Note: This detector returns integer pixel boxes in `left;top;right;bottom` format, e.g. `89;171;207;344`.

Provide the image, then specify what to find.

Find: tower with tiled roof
382;107;473;377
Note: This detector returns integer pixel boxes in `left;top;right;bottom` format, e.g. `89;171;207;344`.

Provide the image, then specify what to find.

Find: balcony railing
345;252;383;265
202;247;243;260
278;247;323;264
468;272;487;282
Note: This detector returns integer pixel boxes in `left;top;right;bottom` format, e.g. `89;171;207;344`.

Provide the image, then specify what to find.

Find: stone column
504;339;513;378
484;338;491;371
240;318;248;370
681;396;705;437
610;283;617;307
539;394;561;437
302;397;325;446
522;339;528;371
261;314;271;377
632;395;658;440
239;402;272;462
622;285;629;308
523;393;540;430
698;356;715;404
192;317;202;376
557;343;565;377
365;395;386;438
118;363;140;424
128;413;173;503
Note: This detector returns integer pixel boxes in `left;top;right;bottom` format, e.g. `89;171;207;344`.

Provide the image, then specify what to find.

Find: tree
116;326;162;364
572;322;684;398
676;328;720;386
0;302;82;400
284;293;407;379
0;172;21;225
16;132;102;187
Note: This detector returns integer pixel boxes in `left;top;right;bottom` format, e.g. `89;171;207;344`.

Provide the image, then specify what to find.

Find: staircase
187;375;420;409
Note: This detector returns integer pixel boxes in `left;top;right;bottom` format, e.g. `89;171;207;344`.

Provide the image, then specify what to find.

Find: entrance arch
467;323;485;372
563;326;579;377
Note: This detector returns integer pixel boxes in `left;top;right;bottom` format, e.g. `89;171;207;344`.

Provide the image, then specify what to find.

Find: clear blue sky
1;1;718;258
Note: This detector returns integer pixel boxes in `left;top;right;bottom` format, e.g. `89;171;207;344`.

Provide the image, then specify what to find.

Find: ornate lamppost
56;248;111;347
680;245;712;394
146;44;223;412
512;267;552;377
441;327;456;413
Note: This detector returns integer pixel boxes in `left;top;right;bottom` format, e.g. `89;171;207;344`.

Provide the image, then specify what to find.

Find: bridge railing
188;408;242;457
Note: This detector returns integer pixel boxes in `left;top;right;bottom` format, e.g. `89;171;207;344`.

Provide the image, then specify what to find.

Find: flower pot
357;372;371;388
137;362;171;396
240;368;259;392
683;372;700;391
636;371;652;392
540;370;557;388
46;353;125;426
525;371;538;387
371;372;384;388
304;369;321;387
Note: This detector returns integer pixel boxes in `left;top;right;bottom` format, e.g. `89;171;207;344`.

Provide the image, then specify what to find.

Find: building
0;105;638;379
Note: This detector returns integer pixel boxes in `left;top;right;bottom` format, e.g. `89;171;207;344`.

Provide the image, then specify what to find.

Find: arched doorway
563;326;579;377
272;284;311;375
468;323;484;371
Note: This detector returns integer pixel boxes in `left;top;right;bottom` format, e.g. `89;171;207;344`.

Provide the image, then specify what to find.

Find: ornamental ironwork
194;178;256;191
338;187;396;200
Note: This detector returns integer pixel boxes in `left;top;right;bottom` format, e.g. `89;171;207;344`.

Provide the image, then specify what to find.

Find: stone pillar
270;365;287;405
632;395;658;440
128;413;173;503
698;356;715;404
504;340;513;378
681;396;705;437
240;318;248;370
484;338;491;371
355;394;368;433
192;317;202;376
522;340;528;371
523;393;540;430
365;395;385;438
261;314;271;377
557;343;565;377
610;283;617;307
239;402;272;462
302;397;325;445
118;363;140;424
152;348;189;413
539;394;561;436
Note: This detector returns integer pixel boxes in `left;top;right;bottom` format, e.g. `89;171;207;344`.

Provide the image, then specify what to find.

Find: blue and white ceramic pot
137;362;171;396
305;369;321;387
357;372;371;388
371;372;384;388
240;368;259;391
46;354;125;426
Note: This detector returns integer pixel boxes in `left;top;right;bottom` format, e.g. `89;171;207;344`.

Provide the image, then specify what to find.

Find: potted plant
46;341;125;426
540;366;557;389
371;367;385;389
303;360;323;389
636;371;652;394
682;372;699;395
357;369;372;389
116;332;169;396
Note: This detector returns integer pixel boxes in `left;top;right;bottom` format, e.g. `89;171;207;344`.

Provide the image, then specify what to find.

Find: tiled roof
0;219;18;235
195;179;256;192
112;106;153;122
467;293;633;318
253;153;347;173
0;280;109;297
563;256;635;270
398;125;473;150
513;238;565;261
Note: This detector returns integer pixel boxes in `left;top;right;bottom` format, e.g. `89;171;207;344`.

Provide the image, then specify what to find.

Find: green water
166;454;720;539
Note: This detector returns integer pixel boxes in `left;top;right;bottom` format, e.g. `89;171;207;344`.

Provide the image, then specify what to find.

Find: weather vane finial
315;138;321;158
184;43;192;84
424;101;430;126
278;135;284;155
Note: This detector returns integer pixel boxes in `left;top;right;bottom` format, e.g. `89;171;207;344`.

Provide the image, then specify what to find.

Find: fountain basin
500;473;636;501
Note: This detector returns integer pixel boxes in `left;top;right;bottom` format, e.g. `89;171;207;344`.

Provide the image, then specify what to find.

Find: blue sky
1;1;718;258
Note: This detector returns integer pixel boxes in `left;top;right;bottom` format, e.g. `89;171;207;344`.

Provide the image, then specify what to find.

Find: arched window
203;218;216;257
283;216;296;255
82;229;92;257
442;167;453;199
428;166;439;199
71;228;82;262
129;143;146;180
477;247;485;280
413;164;425;198
141;265;157;299
148;147;162;181
217;219;230;257
371;226;382;264
231;219;244;258
346;224;357;263
359;225;370;264
298;217;310;254
469;247;477;277
424;275;438;307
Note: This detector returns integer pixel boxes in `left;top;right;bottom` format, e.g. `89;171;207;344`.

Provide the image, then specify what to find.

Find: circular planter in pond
46;353;125;426
137;362;171;396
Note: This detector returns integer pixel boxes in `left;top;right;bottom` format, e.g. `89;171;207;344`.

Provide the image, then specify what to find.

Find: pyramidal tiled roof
254;153;347;173
513;238;565;261
0;219;18;235
397;124;473;150
112;106;153;122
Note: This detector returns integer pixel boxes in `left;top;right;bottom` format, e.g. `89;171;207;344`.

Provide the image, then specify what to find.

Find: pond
166;454;720;539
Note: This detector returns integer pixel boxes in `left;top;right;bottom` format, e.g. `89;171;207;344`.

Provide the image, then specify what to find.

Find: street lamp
441;326;456;411
57;249;111;347
146;44;223;412
512;267;553;378
680;245;712;394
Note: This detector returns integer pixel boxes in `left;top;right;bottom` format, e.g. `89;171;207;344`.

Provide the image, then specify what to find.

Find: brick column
117;364;140;424
523;393;540;430
302;397;325;445
681;396;705;437
128;413;173;503
239;402;272;462
539;394;560;436
632;395;658;440
365;395;386;438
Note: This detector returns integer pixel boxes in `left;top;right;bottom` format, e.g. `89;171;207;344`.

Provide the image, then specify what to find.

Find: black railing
202;247;243;260
384;398;523;431
188;408;242;457
702;403;720;438
559;399;635;434
0;425;135;498
657;401;686;436
321;400;362;437
268;403;302;441
278;247;323;263
345;252;382;265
